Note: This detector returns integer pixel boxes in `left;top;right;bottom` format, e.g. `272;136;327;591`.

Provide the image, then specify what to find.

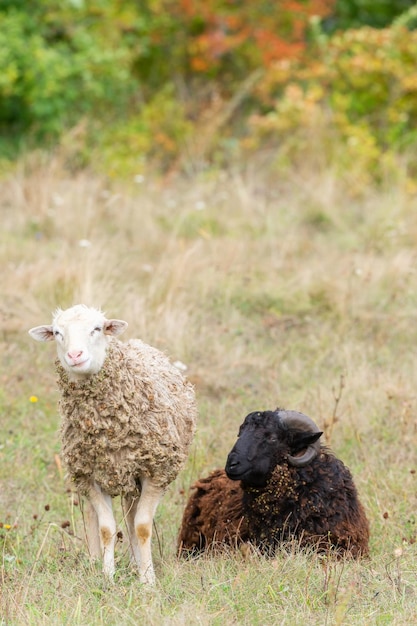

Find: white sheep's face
29;304;128;380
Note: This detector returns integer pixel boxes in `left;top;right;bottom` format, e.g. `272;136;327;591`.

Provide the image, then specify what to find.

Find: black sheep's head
225;409;323;487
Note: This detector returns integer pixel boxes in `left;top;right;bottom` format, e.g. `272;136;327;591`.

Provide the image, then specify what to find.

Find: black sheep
178;409;369;558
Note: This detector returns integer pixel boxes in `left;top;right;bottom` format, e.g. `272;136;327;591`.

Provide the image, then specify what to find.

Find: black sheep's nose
225;452;240;472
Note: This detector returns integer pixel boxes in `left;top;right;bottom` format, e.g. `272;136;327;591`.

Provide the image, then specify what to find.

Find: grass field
1;154;417;625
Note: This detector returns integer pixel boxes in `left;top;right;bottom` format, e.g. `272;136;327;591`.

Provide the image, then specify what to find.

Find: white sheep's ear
28;325;55;342
103;319;128;336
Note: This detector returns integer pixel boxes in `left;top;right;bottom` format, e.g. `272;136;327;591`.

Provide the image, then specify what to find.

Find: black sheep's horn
277;409;322;468
287;445;319;468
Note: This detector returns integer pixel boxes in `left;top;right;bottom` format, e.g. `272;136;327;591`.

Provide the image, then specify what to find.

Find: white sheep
29;304;197;584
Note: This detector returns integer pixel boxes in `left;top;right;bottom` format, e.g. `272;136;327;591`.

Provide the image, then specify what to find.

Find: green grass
1;153;417;624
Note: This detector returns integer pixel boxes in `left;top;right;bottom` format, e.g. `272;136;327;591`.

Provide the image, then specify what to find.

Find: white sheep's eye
54;330;62;338
91;326;102;335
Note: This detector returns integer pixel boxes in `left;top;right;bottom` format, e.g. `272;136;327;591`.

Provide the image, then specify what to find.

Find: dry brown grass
1;152;417;624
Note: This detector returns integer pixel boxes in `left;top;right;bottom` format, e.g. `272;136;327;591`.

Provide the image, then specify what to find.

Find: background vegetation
1;0;417;179
1;1;417;624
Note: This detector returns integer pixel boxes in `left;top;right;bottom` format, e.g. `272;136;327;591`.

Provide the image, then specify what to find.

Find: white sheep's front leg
132;478;163;585
83;498;101;560
122;494;140;566
87;483;117;578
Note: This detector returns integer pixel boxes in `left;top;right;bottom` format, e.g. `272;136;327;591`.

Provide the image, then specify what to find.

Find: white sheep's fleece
56;337;197;496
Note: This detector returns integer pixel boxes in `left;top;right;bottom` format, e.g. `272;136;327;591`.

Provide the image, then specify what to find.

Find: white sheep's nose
67;350;84;361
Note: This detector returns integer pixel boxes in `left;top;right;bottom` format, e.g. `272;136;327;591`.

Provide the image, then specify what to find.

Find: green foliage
96;85;194;178
0;3;135;140
324;0;416;31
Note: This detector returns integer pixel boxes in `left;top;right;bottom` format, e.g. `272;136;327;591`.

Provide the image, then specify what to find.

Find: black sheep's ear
292;431;322;454
287;431;323;467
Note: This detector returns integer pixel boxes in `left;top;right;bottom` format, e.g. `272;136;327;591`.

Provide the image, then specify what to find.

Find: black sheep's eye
91;326;102;334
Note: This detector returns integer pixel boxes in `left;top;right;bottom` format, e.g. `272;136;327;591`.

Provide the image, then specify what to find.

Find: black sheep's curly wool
242;451;369;557
177;469;248;553
178;452;369;558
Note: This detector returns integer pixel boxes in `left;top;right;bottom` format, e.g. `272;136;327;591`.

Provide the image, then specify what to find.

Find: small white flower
52;194;64;206
195;200;206;211
78;239;92;248
4;554;15;563
134;175;145;184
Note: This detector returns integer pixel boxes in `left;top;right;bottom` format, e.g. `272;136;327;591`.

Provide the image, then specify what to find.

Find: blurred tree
0;0;335;152
2;0;416;176
323;0;416;31
0;1;136;139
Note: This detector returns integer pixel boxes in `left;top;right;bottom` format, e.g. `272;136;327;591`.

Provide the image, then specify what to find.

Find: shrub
248;24;417;187
0;5;134;139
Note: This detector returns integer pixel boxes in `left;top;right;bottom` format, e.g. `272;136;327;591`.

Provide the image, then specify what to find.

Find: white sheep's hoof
103;565;115;581
139;568;156;586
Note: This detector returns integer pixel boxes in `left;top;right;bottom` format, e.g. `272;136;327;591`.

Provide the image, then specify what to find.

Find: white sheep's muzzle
63;352;92;371
57;339;107;379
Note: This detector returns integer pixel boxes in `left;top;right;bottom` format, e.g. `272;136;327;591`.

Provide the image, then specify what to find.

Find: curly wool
177;469;248;553
57;338;197;497
178;452;369;558
242;451;369;557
